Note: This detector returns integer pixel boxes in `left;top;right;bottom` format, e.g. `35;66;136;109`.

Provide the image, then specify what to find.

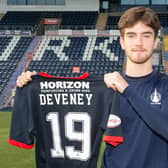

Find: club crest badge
150;88;161;104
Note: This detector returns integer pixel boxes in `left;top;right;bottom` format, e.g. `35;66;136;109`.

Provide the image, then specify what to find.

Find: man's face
120;21;158;64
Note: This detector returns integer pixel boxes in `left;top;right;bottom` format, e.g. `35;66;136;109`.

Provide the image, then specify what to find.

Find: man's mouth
132;49;145;52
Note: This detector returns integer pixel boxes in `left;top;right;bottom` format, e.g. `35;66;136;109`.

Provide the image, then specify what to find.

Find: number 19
46;112;91;161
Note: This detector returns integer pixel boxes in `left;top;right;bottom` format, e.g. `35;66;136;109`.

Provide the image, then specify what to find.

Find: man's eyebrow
142;31;153;35
125;31;153;35
125;32;136;35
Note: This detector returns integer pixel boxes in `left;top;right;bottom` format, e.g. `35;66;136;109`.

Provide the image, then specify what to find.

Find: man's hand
104;72;129;93
16;71;37;87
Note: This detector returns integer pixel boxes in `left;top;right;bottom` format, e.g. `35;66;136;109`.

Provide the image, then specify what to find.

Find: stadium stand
27;35;124;76
0;7;167;108
0;11;98;35
0;12;41;35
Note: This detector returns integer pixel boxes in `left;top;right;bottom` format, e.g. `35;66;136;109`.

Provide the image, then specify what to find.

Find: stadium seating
0;36;33;107
158;13;168;34
0;11;98;35
60;11;98;29
105;15;120;30
27;35;124;77
0;12;41;34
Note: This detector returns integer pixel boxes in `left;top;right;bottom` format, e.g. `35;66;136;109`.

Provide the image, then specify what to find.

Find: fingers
104;72;128;93
104;73;117;90
104;72;129;93
16;71;37;87
16;72;30;87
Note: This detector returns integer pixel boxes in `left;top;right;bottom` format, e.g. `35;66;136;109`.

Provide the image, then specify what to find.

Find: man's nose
135;36;143;45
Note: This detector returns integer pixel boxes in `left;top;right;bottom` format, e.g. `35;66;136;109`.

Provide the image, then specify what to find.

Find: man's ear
120;36;125;50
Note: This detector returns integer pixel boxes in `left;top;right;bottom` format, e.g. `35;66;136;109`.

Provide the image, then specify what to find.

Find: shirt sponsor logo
150;88;161;105
107;114;121;128
40;81;90;90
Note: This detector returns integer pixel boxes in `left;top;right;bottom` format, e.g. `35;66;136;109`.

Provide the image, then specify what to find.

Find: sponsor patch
107;114;121;128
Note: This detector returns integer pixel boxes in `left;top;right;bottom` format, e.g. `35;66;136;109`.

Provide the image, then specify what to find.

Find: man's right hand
16;71;37;87
104;71;128;94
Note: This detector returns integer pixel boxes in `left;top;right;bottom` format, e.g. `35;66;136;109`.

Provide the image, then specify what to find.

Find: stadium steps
96;13;108;30
0;13;5;20
162;36;168;73
163;60;168;73
163;51;168;73
163;35;168;51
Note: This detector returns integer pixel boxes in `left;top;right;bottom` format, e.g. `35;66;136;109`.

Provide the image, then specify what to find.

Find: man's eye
144;35;150;38
127;35;134;38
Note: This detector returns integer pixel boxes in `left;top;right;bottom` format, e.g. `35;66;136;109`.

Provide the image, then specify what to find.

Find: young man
16;6;168;167
102;6;168;168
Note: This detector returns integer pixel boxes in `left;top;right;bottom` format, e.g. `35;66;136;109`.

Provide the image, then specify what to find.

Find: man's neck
125;62;153;77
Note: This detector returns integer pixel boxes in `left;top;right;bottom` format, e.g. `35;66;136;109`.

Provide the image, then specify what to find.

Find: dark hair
118;6;160;38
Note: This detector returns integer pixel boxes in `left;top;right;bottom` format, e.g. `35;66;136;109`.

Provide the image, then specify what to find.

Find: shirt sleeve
103;91;123;146
123;84;168;140
8;86;35;149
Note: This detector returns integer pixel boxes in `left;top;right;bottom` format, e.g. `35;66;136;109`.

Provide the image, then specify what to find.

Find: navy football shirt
9;72;123;168
102;71;168;168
